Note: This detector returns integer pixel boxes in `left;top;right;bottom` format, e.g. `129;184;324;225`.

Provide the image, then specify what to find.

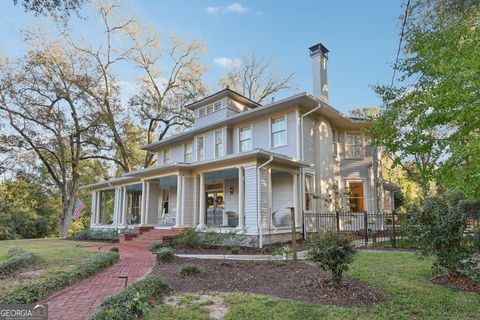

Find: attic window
198;108;206;117
214;101;222;111
207;105;214;114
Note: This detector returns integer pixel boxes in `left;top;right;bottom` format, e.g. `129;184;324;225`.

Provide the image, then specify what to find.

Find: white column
237;167;245;230
181;175;186;225
113;188;120;226
175;174;182;227
198;173;206;227
140;181;147;225
90;191;97;227
121;187;128;226
95;191;101;225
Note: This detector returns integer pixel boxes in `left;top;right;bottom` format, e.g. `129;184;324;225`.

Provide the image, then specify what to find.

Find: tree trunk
59;191;76;238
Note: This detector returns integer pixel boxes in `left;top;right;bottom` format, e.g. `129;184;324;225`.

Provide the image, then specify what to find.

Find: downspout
300;104;322;238
257;156;274;248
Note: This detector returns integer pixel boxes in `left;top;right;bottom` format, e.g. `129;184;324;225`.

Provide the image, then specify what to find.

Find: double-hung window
163;148;171;165
197;136;205;161
345;133;363;159
214;101;222;111
215;130;223;158
184;142;192;163
198;108;206;117
239;125;252;152
271;116;287;148
348;182;365;212
305;175;313;211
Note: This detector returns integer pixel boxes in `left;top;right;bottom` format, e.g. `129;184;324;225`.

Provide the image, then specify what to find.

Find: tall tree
13;0;87;20
219;53;294;104
371;1;480;199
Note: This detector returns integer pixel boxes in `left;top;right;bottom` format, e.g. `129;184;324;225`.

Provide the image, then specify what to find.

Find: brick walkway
41;245;155;320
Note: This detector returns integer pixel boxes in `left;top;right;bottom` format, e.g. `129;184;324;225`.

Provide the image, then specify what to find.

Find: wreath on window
216;195;224;206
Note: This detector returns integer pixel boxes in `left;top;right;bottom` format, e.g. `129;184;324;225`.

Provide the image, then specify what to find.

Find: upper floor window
163;148;171;164
198;108;206;117
184;142;192;163
197;136;205;161
206;105;214;114
215;130;223;158
271;116;287;148
214;101;222;111
345;133;363;159
239;125;252;152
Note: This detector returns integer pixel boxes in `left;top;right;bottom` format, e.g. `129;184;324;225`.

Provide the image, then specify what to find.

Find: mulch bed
152;257;384;307
431;274;480;293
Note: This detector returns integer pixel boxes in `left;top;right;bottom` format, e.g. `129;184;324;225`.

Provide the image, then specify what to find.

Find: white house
83;43;396;247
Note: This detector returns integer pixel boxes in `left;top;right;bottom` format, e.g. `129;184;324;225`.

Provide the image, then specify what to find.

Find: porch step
119;227;184;249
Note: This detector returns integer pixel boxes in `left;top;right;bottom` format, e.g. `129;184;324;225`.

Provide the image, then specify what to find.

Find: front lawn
146;251;480;319
0;238;111;293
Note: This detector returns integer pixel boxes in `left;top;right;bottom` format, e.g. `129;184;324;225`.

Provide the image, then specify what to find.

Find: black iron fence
304;211;405;246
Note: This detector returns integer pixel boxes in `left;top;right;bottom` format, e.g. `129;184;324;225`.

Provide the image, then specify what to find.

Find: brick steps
119;227;183;249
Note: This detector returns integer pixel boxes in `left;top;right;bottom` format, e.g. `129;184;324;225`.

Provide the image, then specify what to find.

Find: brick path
41;245;155;320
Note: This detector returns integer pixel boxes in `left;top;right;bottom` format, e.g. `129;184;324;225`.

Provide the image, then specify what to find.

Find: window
332;142;338;157
207;104;214;114
345;133;363;159
305;175;313;211
198;107;206;117
271;116;287;147
184;142;192;162
163;148;171;164
215;130;223;157
239;125;252;152
214;101;222;111
161;189;169;214
197;136;205;161
348;182;365;212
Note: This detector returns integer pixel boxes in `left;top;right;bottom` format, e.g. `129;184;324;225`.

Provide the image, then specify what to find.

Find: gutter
257;156;274;249
300;103;322;239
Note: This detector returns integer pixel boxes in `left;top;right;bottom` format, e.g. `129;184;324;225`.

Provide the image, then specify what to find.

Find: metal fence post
392;210;397;248
364;212;368;246
335;210;340;232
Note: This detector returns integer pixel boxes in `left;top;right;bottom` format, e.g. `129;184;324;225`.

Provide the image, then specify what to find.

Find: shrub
179;264;202;276
174;228;201;248
148;242;170;253
405;197;471;275
7;210;51;239
156;247;174;263
307;230;357;287
0;251;119;304
174;228;254;248
109;247;119;253
0;248;36;276
73;229;119;241
90;275;171;320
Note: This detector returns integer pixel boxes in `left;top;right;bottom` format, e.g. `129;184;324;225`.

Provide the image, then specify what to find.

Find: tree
13;0;87;20
371;2;480;199
349;106;379;120
219;53;294;104
0;35;101;236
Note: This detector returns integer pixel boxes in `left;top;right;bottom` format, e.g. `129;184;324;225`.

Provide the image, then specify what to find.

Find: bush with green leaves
174;228;254;248
90;275;171;320
156;247;174;263
179;264;202;276
72;229;119;241
0;248;36;276
174;228;202;248
307;230;357;287
0;251;119;304
405;197;472;276
109;247;119;253
148;242;170;253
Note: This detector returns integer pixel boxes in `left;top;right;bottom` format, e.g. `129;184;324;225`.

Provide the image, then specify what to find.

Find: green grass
372;238;422;249
0;238;111;292
147;251;480;320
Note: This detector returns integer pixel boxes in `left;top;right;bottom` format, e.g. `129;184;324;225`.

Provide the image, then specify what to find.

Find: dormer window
198;108;206;117
206;105;214;114
214;101;222;111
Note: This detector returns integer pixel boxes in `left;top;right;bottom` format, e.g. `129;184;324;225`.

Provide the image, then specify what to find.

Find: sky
0;0;405;114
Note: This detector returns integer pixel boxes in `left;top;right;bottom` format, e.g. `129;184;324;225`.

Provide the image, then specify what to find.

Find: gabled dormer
187;88;260;128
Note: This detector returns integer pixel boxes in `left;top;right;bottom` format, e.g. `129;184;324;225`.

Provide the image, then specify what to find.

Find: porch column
140;181;147;225
181;176;186;225
292;173;300;226
175;174;182;227
113;187;120;226
198;173;206;228
121;186;128;225
95;191;100;225
90;191;97;227
237;167;245;230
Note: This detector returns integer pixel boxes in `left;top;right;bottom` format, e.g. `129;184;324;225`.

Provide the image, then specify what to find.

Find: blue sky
0;1;404;114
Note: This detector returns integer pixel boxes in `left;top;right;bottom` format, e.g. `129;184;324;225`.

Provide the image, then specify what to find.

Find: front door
206;191;224;226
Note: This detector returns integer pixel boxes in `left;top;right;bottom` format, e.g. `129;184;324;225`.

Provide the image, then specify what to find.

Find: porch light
229;187;234;194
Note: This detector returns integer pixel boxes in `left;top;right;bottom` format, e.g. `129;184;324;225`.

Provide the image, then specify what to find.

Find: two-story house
83;43;396;247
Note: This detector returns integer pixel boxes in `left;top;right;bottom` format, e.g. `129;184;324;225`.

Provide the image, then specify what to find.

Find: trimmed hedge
90;275;171;320
156;247;174;263
72;229;119;241
0;251;119;304
0;248;37;276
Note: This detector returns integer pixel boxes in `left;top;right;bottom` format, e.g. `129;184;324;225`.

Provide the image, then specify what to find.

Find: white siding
182;175;197;226
146;182;160;225
303;116;316;163
271;172;293;227
224;177;239;214
244;165;258;234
